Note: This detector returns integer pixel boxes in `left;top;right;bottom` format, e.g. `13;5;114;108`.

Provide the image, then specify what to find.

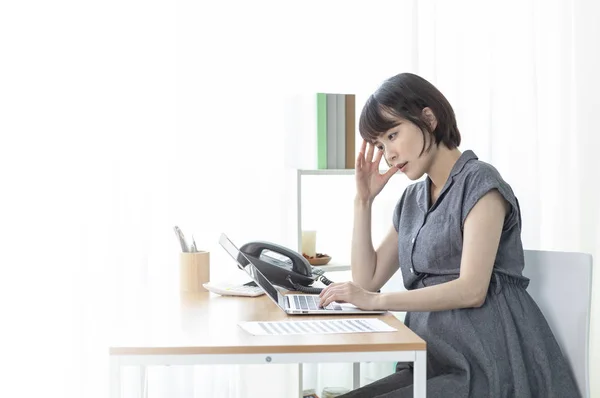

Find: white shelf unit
296;169;366;273
296;169;353;272
295;168;400;273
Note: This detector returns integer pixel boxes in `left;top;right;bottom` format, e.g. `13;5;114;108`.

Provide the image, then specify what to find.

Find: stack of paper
239;318;396;336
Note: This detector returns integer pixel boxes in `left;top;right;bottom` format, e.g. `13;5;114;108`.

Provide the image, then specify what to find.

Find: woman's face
373;111;438;181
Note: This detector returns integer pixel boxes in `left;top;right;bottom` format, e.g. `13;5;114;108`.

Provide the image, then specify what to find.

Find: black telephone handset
238;240;333;293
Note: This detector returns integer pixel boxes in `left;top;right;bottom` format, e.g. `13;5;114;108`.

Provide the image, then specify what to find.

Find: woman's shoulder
453;154;518;199
459;156;506;184
454;153;521;227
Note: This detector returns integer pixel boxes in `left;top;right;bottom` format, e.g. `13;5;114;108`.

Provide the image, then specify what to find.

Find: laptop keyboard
294;295;342;311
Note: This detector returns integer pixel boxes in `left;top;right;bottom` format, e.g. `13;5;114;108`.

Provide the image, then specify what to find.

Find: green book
316;93;327;169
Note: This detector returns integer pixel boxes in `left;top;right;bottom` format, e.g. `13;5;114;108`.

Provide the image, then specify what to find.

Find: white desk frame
110;350;427;398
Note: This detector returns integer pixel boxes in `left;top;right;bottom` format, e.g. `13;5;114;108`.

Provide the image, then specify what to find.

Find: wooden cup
180;251;210;292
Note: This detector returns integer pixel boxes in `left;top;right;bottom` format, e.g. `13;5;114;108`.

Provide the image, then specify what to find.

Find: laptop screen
219;233;281;305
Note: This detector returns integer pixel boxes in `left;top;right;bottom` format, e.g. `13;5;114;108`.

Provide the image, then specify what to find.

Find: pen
173;226;189;252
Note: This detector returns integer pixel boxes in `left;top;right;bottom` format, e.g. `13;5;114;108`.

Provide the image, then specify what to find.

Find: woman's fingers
320;291;338;307
356;152;363;170
318;285;329;297
319;285;348;307
374;147;384;168
359;139;367;156
319;287;337;307
382;163;399;181
319;282;343;297
356;140;367;170
358;140;385;172
366;141;374;163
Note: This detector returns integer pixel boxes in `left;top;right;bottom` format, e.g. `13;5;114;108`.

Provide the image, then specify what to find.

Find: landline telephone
238;240;335;294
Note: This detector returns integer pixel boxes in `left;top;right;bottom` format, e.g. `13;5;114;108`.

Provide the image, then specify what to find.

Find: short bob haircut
359;73;461;156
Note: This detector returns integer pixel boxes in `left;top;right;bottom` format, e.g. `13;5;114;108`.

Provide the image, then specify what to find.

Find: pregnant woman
318;73;580;397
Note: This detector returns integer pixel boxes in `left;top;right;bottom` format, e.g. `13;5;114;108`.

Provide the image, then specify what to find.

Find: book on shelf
326;93;337;169
316;92;356;170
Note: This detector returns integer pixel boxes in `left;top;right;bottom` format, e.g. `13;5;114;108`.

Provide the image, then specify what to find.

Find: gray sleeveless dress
341;150;581;398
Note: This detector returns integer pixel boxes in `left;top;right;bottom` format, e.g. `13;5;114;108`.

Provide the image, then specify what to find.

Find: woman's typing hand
318;281;380;310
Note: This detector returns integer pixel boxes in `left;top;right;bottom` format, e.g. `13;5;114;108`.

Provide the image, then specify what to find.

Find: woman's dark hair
359;73;461;155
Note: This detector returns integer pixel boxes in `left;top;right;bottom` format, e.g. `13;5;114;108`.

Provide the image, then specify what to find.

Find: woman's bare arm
351;198;400;292
375;189;508;311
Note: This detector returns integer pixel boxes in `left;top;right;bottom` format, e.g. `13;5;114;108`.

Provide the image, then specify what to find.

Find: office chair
522;249;593;398
385;250;594;397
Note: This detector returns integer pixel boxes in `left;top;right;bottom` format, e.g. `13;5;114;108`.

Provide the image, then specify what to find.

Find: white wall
1;0;598;397
573;1;600;394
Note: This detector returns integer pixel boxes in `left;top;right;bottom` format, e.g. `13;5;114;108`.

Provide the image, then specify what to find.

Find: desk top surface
109;291;426;356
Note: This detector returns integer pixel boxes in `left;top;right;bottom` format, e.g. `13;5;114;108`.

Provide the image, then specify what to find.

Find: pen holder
179;251;210;292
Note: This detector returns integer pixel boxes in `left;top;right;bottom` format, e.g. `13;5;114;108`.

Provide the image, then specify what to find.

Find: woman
318;73;580;397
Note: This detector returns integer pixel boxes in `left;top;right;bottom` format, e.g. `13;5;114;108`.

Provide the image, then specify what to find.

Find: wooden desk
109;292;427;397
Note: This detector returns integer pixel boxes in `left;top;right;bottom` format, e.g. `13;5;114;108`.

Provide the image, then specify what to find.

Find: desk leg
110;357;121;398
352;363;360;390
413;351;426;398
298;363;303;398
140;366;147;398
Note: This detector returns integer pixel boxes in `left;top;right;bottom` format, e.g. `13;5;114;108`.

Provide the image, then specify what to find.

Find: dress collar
417;150;478;213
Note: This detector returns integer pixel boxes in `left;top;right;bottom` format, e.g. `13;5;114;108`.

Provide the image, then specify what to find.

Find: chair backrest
522;249;593;398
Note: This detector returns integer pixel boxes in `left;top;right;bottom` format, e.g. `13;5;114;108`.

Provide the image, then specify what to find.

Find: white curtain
1;0;598;397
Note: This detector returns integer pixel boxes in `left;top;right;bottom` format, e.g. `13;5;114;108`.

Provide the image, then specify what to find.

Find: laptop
219;233;386;315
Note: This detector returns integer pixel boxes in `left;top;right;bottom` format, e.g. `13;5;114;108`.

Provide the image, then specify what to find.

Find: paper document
239;318;396;336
